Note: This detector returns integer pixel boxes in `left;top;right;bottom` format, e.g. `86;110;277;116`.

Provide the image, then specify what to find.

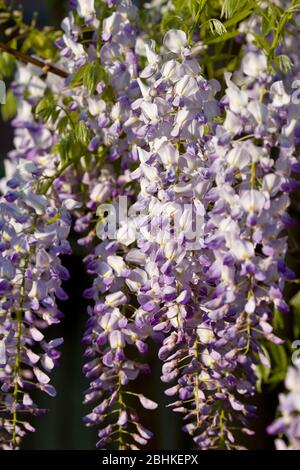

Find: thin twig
0;42;68;78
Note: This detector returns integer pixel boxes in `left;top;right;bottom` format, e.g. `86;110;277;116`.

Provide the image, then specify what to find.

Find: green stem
117;374;124;450
41;160;73;195
194;340;200;427
11;293;24;446
250;161;256;190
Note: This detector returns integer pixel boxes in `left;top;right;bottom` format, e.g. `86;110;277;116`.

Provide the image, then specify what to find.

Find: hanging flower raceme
71;0;159;448
121;28;231;448
185;55;299;447
0;63;61;194
0;159;71;449
123;32;299;448
82;241;156;449
53;0;140;246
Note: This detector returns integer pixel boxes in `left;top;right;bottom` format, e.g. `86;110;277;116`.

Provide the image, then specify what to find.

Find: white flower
103;12;122;38
90;183;111;203
171;109;190;136
138;394;158;410
145;41;159;65
105;291;127;308
62;198;82;210
100;309;121;332
242;52;267;77
22;191;48;215
271;81;291;107
63;35;86;59
245;296;256;314
125;268;148;292
87;97;106;116
262;174;282;196
197;324;215;344
30;327;44;342
137;79;150;99
161;60;184;82
107;255;128;276
248;101;268;124
77;0;95;19
109;330;125;349
231;240;254;260
141;164;159;181
240;190;267;213
125;249;147;265
227;144;251;169
285;366;300;393
174;75;198;97
34;368;50;384
141;101;159;122
223;110;243;134
158;142;179;167
117;220;137;246
225;73;248;114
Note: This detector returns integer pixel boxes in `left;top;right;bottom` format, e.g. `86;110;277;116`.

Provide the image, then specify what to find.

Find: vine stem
11;286;25;446
0;42;68;78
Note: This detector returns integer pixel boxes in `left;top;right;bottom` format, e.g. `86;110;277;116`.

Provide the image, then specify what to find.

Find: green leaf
69;64;87;88
258;342;288;389
56;115;69;134
273;308;285;331
75;120;90;145
83;61;104;94
268;343;288;373
275;54;293;74
221;0;250;19
224;8;253;28
255;363;270;392
55;133;85;163
195;0;207;12
262;15;272;36
205;30;241;45
267;370;287;386
35;94;59;123
24;30;59;60
70;61;107;94
160;14;184;34
191;0;207;20
1;89;17;121
56;136;72;162
0;51;15;79
252;33;271;53
287;3;300;14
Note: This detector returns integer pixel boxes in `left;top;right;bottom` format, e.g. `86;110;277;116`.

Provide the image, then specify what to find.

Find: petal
138;394;158;410
163;29;187;54
34;367;50;384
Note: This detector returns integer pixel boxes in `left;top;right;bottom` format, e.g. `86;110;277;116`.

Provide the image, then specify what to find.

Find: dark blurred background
0;0;286;450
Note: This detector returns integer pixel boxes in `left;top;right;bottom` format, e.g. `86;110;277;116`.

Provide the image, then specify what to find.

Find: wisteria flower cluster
267;363;300;450
0;0;300;450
